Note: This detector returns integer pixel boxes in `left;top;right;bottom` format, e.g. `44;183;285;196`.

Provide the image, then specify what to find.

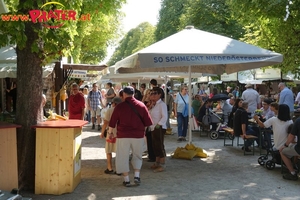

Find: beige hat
245;84;253;88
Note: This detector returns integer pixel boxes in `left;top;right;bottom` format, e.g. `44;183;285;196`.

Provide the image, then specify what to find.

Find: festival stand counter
0;122;21;191
32;120;87;195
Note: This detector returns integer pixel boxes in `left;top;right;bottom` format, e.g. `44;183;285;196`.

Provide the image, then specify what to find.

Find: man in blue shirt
278;82;294;118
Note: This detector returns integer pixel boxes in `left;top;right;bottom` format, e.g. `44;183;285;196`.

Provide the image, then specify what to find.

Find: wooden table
0;122;21;191
32;120;88;195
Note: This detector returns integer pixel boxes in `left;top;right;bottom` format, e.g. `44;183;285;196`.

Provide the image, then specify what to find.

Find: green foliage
227;0;300;76
155;0;187;41
181;0;244;40
108;22;156;66
155;0;244;42
71;0;124;64
0;0;125;64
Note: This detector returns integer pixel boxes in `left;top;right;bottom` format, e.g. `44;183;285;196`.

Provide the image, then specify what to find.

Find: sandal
150;164;159;169
153;166;165;173
104;169;115;174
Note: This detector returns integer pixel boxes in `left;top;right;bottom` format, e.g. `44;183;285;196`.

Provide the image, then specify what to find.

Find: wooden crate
35;127;82;195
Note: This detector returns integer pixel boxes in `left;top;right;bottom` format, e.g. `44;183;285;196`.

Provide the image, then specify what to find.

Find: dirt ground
21;121;300;200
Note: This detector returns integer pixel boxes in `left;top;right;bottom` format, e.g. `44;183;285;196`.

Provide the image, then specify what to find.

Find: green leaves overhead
108;22;156;66
1;0;125;64
227;0;300;76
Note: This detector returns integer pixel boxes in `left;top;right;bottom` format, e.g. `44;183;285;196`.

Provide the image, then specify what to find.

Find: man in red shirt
68;83;85;120
108;86;153;187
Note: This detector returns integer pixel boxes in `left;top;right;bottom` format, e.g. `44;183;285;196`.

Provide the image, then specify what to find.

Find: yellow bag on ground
171;147;183;158
172;148;197;160
185;143;196;150
195;147;208;158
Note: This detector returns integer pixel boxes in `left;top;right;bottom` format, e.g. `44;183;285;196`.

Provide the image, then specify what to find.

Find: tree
72;1;124;64
180;0;244;40
227;0;300;76
108;22;156;66
155;0;187;41
0;0;124;190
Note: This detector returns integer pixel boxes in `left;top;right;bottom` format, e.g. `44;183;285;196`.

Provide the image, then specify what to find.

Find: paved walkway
22;122;300;200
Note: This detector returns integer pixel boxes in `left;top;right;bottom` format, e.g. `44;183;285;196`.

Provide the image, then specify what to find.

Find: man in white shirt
242;84;260;115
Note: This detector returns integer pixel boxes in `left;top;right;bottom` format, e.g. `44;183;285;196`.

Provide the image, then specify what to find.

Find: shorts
116;138;144;173
101;107;108;118
282;144;300;158
105;141;117;153
91;106;101;117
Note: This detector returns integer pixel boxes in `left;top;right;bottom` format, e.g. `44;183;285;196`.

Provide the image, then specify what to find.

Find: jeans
85;110;91;122
177;112;188;137
166;113;171;128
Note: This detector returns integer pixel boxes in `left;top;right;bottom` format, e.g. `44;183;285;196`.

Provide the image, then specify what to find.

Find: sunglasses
150;92;158;95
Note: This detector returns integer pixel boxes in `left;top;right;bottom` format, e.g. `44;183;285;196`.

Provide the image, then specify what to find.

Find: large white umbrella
114;26;283;143
0;46;54;78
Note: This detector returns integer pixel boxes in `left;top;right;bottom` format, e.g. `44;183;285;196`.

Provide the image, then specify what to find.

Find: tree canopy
227;0;300;76
1;0;124;64
108;22;156;66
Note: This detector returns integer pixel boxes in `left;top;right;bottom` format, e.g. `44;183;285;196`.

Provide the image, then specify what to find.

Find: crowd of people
67;79;171;187
195;82;300;181
67;80;300;185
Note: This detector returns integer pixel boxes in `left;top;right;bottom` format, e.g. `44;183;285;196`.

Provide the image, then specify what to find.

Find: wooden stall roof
63;63;107;71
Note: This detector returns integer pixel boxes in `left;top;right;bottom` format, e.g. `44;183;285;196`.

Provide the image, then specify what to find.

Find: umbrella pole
164;76;167;103
188;65;192;144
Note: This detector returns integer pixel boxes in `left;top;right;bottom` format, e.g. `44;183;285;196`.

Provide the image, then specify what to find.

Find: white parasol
114;26;283;144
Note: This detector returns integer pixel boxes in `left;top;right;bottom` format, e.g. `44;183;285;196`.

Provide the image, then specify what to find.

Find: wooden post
54;62;63;115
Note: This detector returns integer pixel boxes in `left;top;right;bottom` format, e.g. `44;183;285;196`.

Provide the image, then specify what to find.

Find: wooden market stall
32;120;87;195
0;122;21;191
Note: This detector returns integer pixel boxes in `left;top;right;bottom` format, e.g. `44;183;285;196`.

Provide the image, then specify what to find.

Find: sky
103;0;161;63
121;0;161;32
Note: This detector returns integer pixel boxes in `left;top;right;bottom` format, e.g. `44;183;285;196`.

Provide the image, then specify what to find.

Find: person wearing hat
108;86;153;187
100;97;122;174
241;84;260;116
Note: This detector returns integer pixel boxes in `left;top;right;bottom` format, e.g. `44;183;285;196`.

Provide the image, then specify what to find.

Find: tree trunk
16;21;43;191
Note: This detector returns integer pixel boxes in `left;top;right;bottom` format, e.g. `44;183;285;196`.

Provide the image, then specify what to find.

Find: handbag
103;128;108;138
179;93;189;117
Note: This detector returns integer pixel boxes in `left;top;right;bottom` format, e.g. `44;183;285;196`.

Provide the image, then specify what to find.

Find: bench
239;135;257;155
223;127;234;146
223;127;258;155
196;121;210;137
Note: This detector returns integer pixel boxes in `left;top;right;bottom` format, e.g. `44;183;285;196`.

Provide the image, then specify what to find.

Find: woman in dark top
228;98;243;128
198;99;213;123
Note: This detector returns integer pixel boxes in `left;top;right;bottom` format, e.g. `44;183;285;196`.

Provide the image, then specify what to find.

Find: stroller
202;109;234;140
